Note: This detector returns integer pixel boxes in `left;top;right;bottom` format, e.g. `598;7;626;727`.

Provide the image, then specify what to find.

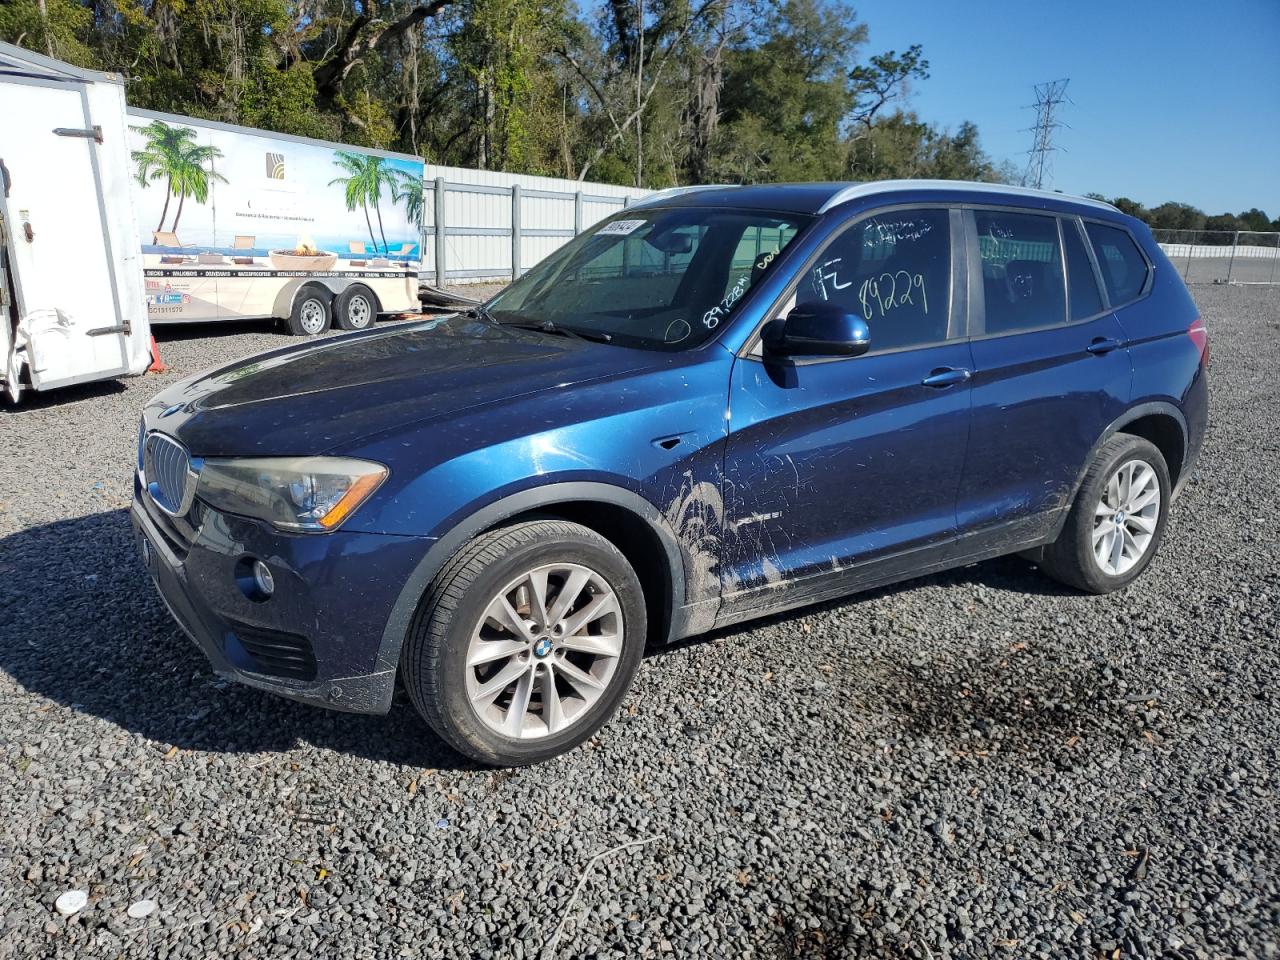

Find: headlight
195;456;388;533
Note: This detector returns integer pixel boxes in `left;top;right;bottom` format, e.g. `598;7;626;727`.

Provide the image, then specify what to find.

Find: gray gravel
1;285;1277;959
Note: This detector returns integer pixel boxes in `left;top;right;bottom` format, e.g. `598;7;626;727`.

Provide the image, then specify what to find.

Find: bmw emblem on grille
533;638;553;658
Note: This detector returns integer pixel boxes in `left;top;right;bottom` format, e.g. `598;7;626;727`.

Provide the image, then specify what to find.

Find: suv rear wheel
401;520;647;765
1038;433;1171;594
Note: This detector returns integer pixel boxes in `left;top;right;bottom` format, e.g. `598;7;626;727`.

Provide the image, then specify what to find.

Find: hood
146;315;663;456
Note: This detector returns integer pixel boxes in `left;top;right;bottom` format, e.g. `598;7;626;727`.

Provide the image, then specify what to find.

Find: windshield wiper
465;303;497;324
488;315;613;344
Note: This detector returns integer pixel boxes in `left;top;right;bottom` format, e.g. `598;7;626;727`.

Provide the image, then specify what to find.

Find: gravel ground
0;285;1277;959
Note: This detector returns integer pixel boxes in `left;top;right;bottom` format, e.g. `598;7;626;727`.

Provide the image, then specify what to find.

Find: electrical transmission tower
1022;79;1070;190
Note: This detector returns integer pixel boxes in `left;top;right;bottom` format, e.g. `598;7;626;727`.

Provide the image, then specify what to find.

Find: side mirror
764;300;871;358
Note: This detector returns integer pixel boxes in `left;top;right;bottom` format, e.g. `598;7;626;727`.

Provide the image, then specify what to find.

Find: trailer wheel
287;287;332;336
334;285;378;331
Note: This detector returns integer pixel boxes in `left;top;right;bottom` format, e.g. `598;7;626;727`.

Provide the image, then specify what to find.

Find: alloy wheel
464;562;623;739
1092;458;1161;576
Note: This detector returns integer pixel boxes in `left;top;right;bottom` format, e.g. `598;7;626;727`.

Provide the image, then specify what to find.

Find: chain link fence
1154;229;1280;285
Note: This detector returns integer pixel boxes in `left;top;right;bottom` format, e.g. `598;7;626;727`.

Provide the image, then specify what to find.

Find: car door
955;208;1132;550
720;206;973;617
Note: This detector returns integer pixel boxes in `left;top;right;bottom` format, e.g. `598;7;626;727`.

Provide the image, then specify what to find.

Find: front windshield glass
485;207;810;350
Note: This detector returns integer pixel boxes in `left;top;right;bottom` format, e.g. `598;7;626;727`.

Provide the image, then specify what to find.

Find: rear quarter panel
1114;225;1208;482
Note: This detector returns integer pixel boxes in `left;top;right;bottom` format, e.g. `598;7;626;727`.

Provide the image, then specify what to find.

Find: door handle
921;366;972;388
1087;337;1124;355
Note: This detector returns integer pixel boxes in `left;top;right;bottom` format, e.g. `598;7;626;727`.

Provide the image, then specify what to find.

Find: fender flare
1049;400;1188;539
373;481;689;675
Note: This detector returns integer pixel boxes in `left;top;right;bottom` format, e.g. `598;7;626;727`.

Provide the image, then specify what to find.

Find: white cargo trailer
0;42;152;401
126;110;424;334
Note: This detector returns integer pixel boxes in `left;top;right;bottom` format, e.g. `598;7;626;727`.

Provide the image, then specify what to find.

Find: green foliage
1238;208;1271;232
239;64;342;142
0;0;95;66
1090;195;1275;236
714;0;867;183
2;0;1010;190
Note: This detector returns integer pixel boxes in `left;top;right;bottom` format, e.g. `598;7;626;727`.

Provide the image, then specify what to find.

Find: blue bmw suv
133;181;1209;765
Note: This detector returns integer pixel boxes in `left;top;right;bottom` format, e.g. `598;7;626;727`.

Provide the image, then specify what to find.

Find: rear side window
1084;222;1149;306
975;210;1066;334
805;208;951;353
1061;219;1104;320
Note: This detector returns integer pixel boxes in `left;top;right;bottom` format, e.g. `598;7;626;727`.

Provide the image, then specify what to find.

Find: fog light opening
253;560;275;597
235;557;276;602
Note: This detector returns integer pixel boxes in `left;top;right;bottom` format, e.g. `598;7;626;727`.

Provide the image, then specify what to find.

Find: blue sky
860;0;1280;216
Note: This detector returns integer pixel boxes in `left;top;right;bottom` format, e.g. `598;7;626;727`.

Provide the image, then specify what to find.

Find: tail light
1188;317;1209;366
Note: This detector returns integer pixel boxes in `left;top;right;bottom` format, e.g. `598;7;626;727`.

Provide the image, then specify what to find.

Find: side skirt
709;514;1064;632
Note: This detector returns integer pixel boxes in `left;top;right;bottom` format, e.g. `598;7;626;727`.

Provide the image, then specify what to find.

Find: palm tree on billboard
130;120;225;237
330;151;396;252
130;120;197;235
393;169;424;230
169;141;227;233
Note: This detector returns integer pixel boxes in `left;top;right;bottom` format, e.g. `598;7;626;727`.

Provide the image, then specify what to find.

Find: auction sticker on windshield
597;219;646;236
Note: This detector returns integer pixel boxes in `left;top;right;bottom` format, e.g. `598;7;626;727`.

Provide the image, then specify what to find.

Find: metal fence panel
417;163;648;285
1154;229;1280;285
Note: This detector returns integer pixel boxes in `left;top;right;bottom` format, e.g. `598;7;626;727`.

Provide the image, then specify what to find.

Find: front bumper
131;482;432;714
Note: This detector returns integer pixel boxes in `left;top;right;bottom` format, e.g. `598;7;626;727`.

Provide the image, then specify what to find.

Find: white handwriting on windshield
703;262;761;330
858;271;929;320
664;318;691;343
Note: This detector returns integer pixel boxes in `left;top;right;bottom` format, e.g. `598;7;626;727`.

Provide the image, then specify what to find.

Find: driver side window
805;208;952;353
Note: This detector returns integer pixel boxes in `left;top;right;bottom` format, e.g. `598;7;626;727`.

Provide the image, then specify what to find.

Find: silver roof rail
816;179;1119;214
625;184;737;209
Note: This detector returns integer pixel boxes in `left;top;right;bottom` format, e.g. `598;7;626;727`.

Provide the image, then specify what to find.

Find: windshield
485;207;810;350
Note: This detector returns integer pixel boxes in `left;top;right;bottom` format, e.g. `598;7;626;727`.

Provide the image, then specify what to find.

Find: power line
1022;79;1070;190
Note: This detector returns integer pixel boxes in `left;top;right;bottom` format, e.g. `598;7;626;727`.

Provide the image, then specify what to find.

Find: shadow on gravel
661;553;1081;660
664;558;1135;768
864;647;1131;769
0;509;478;770
0;378;127;413
3;508;1124;773
152;318;289;342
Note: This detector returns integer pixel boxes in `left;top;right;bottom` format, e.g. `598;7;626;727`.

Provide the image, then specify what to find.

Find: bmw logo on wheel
534;638;553;658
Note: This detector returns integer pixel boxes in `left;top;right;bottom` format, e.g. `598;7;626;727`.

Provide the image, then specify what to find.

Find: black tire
334;285;378;331
400;520;648;766
1038;433;1171;594
285;286;332;336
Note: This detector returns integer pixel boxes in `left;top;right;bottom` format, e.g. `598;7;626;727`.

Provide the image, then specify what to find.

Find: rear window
975;210;1066;334
1085;222;1149;306
1062;219;1104;320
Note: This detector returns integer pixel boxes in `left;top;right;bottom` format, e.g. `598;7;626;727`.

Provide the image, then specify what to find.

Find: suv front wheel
401;520;647;765
1039;433;1171;594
